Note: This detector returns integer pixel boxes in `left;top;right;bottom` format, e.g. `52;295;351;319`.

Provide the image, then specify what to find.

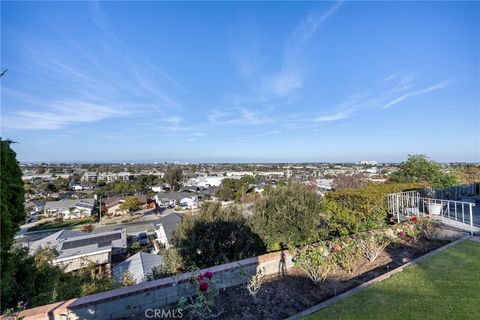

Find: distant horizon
16;156;479;166
2;1;479;162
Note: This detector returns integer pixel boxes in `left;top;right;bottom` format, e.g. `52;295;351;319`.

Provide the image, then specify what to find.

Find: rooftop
112;252;164;284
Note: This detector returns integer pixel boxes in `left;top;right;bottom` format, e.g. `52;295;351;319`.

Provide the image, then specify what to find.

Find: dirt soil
216;238;449;320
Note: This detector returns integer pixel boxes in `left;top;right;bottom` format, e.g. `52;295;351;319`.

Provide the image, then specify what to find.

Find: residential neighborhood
1;1;479;319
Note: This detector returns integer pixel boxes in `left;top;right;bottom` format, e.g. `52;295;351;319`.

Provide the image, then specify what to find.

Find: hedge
322;183;426;236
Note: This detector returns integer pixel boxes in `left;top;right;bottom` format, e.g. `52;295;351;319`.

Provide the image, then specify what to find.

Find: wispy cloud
251;130;281;138
2;2;184;132
314;109;353;122
287;1;342;46
310;73;455;125
208;108;270;126
3;100;130;129
383;79;455;109
262;1;342;97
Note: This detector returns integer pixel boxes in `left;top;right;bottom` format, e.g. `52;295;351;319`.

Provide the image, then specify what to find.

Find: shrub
394;218;422;242
250;182;326;251
357;230;392;262
322;183;425;236
292;242;336;283
415;216;442;240
330;236;361;273
240;268;265;303
178;270;222;319
130;242;141;253
387;216;441;243
173;202;266;268
149;248;185;280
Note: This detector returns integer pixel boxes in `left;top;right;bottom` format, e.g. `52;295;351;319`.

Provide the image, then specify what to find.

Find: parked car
26;214;39;223
138;232;149;246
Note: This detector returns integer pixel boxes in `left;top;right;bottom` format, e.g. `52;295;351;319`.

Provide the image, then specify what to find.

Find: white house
155;192;198;208
153;212;182;249
185;176;224;188
44;198;95;219
179;197;197;209
151;183;171;193
28;228;127;273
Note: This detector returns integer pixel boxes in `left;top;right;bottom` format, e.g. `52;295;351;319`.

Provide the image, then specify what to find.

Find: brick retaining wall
8;251;294;320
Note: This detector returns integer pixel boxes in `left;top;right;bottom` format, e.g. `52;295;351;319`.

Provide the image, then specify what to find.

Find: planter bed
215;238;449;320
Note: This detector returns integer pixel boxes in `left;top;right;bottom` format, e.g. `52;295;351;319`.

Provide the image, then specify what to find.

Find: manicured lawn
307;240;480;320
28;217;94;231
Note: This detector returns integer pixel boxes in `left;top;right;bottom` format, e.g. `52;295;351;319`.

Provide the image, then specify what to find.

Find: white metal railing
388;191;476;235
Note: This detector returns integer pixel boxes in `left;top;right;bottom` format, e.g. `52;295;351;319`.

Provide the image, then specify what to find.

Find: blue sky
1;1;479;163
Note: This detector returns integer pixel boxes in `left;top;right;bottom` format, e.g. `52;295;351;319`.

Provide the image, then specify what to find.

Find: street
17;208;185;244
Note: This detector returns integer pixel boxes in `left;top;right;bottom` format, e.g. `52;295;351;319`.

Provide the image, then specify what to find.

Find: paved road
17;209;184;244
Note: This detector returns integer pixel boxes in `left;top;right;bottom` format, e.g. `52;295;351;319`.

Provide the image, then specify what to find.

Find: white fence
387;191;476;235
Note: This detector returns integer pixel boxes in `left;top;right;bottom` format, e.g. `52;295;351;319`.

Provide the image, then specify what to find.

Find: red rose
203;271;214;279
411;216;417;222
399;231;406;237
199;281;209;292
176;267;185;273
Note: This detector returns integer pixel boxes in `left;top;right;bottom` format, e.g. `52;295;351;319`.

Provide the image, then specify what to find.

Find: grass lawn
307;240;480;320
28;217;95;231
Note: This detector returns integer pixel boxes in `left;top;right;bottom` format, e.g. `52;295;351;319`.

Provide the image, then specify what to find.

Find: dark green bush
173;202;266;268
250;182;326;251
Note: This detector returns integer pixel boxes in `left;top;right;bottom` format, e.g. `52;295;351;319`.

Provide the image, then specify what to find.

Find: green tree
215;176;256;202
173;202;266;268
1;140;26;311
42;182;57;192
53;177;69;191
119;196;142;217
215;178;237;200
164;166;183;191
389;154;460;188
1;246;83;311
250;182;325;251
0;140;25;251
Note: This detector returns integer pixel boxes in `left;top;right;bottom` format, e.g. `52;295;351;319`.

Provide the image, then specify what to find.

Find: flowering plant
401;221;423;242
292;242;336;283
178;270;223;319
357;230;392;262
416;216;441;240
330;236;360;273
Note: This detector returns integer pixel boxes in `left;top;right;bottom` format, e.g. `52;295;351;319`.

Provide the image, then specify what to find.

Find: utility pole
95;194;102;223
